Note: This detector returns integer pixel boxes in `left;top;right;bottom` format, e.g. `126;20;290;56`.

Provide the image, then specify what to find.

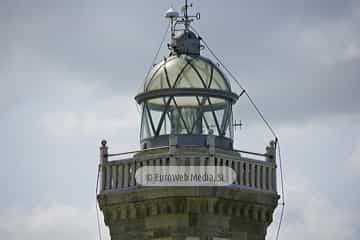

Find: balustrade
99;151;277;193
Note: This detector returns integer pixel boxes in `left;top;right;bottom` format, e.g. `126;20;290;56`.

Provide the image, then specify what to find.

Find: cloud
263;113;360;240
0;203;110;240
41;96;139;139
343;44;360;62
268;172;360;240
2;0;359;124
1;1;360;240
350;140;360;176
295;23;360;65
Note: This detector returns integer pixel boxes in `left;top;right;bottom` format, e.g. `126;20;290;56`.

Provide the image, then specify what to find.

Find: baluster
158;158;162;178
236;161;240;185
134;161;138;186
118;163;123;189
156;158;160;167
196;157;202;181
245;161;249;187
229;160;234;185
152;159;156;176
220;159;224;185
254;165;258;189
213;157;218;183
134;161;139;186
264;166;268;190
199;157;205;185
224;160;228;185
189;157;194;166
248;162;251;187
123;162;129;188
256;164;260;190
250;163;255;188
266;167;270;190
128;163;131;187
106;164;112;190
129;162;135;187
273;166;277;192
246;163;250;187
139;161;144;186
262;166;266;190
101;165;107;191
145;160;149;185
242;162;246;186
99;140;108;192
209;154;215;167
259;166;263;189
164;158;171;178
152;159;157;185
112;165;117;189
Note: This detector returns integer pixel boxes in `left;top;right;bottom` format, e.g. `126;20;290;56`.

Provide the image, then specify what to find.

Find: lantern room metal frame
135;54;240;150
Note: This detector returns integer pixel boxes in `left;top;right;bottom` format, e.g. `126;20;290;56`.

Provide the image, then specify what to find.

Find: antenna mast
184;0;190;31
165;1;201;55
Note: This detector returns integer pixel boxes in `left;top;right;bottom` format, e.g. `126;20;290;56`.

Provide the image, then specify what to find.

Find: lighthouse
97;2;279;240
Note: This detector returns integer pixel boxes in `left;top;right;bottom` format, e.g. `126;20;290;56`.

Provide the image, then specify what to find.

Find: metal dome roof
134;8;240;150
143;54;231;93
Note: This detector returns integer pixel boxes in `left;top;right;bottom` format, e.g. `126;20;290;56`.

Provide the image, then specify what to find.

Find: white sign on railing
135;166;237;187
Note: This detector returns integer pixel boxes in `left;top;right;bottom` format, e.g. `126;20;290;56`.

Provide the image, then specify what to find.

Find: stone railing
98;135;277;194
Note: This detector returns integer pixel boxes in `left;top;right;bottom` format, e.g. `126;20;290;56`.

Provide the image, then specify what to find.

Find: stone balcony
97;135;279;240
99;144;277;194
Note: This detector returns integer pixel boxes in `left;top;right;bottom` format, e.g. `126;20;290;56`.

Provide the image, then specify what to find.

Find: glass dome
135;54;239;150
144;54;231;92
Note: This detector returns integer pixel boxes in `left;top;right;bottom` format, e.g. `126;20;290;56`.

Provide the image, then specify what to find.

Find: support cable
134;22;170;116
190;25;285;240
276;141;285;240
135;102;141;115
137;22;171;93
96;166;103;240
190;26;278;138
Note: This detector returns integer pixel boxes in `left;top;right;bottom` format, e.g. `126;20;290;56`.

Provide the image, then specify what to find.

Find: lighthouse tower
97;2;279;240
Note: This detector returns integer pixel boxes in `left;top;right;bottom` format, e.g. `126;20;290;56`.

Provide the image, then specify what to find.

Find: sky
1;0;360;239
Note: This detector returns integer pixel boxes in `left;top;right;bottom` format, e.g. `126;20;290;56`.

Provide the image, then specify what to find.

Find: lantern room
134;4;240;150
135;52;239;150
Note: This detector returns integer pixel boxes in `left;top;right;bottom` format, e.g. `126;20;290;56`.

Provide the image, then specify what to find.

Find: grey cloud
192;0;360;124
1;1;360;239
2;0;359;123
0;203;102;240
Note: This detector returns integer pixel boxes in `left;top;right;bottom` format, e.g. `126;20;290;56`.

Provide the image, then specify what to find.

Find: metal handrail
106;146;169;157
233;149;272;158
105;146;272;159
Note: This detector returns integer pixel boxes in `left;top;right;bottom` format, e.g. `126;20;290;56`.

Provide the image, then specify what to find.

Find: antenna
183;0;191;30
165;1;200;37
165;7;179;38
165;1;202;55
233;120;243;131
